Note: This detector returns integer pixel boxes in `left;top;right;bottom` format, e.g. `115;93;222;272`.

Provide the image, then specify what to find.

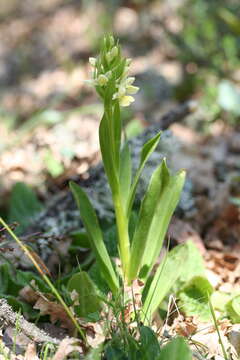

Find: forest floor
0;1;240;359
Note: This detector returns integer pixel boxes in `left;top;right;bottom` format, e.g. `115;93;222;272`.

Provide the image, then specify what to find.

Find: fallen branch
0;299;60;345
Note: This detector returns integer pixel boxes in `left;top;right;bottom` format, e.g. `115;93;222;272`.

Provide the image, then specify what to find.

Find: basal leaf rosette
89;35;139;107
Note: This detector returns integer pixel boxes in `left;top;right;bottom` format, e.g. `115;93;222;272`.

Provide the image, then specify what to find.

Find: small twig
0;299;60;345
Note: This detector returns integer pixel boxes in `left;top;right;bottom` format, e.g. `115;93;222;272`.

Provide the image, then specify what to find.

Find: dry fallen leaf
84;322;105;348
174;315;198;337
24;343;39;360
191;322;231;359
52;338;83;360
33;296;75;334
19;280;40;304
227;324;240;359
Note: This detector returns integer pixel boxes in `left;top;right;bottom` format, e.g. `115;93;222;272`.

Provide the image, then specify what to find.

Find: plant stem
0;217;86;342
208;294;229;360
113;194;130;280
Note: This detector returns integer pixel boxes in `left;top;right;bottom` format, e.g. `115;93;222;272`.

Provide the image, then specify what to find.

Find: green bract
70;35;186;320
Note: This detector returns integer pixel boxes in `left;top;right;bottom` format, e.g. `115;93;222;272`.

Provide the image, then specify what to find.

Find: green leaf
126;132;161;217
128;161;168;280
70;231;90;248
140;326;161;359
0;263;22;296
119;142;132;210
157;337;192;360
103;224;118;257
99;114;119;194
178;276;214;321
179;240;205;282
85;344;103;360
142;243;189;322
226;295;240;323
67;271;102;318
8;182;43;234
105;347;127;360
16;271;49;293
126;335;139;360
0;263;10;294
141;166;185;279
88;262;112;295
211;291;231;312
128;160;185;281
70;181;119;295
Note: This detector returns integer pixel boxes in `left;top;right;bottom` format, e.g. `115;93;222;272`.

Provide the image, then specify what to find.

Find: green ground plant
1;35;238;359
172;0;240;127
70;34;187;323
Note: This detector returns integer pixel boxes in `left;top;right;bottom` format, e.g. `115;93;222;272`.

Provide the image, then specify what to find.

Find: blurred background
0;0;240;220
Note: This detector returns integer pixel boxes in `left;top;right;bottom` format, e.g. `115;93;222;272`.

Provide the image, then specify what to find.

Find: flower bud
105;71;112;78
110;46;118;58
109;35;114;47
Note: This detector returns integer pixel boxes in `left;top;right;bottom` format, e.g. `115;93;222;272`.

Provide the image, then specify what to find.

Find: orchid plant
70;35;187;321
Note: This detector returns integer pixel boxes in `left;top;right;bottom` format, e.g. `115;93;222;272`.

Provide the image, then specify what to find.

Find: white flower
97;74;109;86
126;77;135;85
119;96;135;107
112;76;139;106
89;57;97;66
126;85;139;94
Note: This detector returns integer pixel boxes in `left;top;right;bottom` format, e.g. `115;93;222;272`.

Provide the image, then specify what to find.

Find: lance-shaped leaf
70;181;119;295
142;243;189;323
119;142;132;211
140;167;186;279
126;132;161;218
128;159;185;281
128;160;168;281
